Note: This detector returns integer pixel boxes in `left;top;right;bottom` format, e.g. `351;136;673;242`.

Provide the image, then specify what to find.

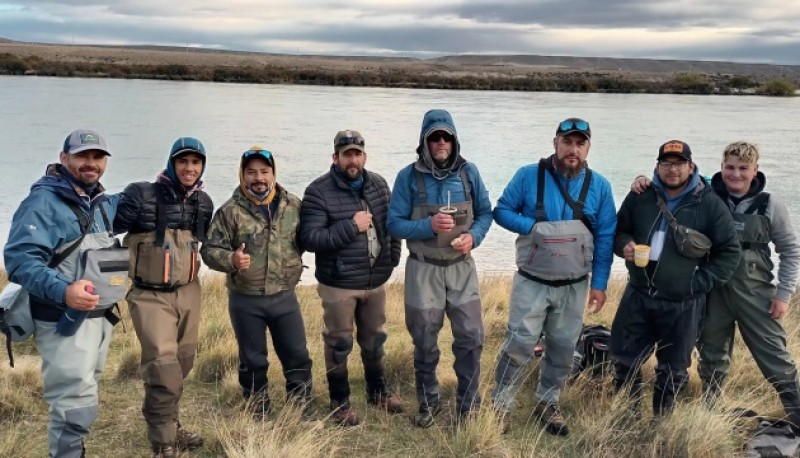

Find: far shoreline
1;41;798;97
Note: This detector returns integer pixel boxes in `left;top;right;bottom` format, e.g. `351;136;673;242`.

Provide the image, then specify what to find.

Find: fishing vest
515;163;595;283
124;184;204;291
407;168;474;264
731;192;774;282
29;203;126;319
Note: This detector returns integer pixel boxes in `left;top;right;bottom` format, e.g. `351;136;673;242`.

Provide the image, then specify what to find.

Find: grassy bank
1;273;797;457
0;50;797;96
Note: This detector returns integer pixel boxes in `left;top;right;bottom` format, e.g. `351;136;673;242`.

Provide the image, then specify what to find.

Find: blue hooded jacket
387;109;493;246
493;156;617;290
4;164;120;304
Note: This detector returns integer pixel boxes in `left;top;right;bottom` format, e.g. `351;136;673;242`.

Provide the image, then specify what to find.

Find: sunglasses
428;131;454;143
558;119;590;133
336;136;365;148
242;149;272;160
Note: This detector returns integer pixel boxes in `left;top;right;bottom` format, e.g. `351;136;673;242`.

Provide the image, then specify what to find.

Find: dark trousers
610;286;705;415
228;290;312;401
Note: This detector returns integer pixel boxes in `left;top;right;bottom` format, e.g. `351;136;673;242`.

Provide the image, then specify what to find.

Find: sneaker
533;401;569;436
415;402;442;429
368;392;404;414
152;443;178;458
330;399;359;426
175;427;203;451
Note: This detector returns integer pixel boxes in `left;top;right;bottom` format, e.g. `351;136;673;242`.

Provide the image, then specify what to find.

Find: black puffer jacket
114;181;214;237
614;181;740;300
300;166;400;289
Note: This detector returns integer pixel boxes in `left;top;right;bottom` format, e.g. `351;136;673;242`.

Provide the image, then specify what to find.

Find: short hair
722;141;759;164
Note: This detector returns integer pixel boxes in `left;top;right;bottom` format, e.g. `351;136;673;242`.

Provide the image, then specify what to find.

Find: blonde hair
722;141;760;164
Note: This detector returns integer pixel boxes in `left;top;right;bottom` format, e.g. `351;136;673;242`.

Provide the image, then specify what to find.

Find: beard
248;182;272;197
339;165;363;181
554;155;586;178
662;177;690;191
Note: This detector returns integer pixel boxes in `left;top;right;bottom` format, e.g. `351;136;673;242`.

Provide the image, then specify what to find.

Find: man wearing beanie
612;140;739;417
114;137;214;458
300;130;402;426
201;146;313;420
4;129;121;457
387;109;493;428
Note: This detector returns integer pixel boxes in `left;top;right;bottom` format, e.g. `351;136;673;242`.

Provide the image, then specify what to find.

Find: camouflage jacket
201;185;303;295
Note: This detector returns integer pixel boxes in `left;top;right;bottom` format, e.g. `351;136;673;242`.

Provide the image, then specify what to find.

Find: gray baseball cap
62;129;111;156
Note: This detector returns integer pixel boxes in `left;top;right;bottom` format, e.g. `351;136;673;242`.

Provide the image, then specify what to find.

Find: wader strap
153;183;168;246
413;168;473;206
517;269;588;287
744;192;770;216
98;205;112;234
535;159;593;233
49;203;91;268
195;207;208;242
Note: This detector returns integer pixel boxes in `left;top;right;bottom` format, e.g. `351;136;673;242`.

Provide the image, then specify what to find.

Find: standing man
612;140;740;417
490;118;617;436
201;146;313;420
114;137;214;458
300;130;402;426
387;109;493;428
4;129;120;457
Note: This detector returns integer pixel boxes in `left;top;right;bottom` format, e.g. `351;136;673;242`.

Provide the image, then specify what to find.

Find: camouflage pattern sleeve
200;204;237;273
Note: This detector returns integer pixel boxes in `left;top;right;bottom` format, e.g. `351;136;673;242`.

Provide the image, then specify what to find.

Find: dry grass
0;271;797;457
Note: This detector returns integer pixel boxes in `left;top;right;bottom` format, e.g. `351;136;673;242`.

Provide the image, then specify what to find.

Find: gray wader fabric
35;316;113;458
404;256;484;413
318;283;388;402
128;280;201;446
492;273;588;411
228;290;312;401
698;209;800;425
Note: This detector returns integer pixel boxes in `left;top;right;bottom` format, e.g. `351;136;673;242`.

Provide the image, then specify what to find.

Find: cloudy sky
1;0;799;64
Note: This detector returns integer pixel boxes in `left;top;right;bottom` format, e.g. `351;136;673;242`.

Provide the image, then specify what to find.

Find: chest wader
515;163;595;285
406;168;474;265
124;184;206;292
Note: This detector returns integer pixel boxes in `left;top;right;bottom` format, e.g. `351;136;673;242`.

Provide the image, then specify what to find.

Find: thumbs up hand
233;243;251;271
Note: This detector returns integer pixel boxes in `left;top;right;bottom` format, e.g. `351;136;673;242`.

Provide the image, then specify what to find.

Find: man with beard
387;109;493;428
612;140;739;418
4;129;121;457
202;147;313;421
489;117;616;436
300;130;402;426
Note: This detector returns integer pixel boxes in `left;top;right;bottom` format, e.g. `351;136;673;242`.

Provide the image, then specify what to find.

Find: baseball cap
62;129;110;156
555;118;591;140
334;130;365;154
657;140;692;162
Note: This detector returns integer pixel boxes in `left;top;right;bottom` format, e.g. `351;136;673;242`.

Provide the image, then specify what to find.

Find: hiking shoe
175;427;203;450
368;392;404;414
415;402;442;429
152;444;178;458
330;399;359;426
533;401;569;436
250;398;272;421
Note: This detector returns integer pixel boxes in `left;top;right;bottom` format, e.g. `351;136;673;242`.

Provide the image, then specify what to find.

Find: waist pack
656;194;712;259
674;225;713;259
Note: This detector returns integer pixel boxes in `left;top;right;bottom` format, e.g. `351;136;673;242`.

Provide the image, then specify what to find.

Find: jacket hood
238;146;277;206
166;137;207;185
711;170;766;201
415;109;464;180
31;163;106;208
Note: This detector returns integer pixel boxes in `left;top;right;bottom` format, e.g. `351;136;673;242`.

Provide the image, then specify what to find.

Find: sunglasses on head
558;119;590;133
242;149;272;160
428;131;454;143
336;136;365;148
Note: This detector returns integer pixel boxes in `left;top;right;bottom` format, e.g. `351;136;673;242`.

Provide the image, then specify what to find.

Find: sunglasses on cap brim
557;120;590;134
242;149;272;161
336;136;365;148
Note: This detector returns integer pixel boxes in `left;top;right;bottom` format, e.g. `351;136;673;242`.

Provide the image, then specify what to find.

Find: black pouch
674;224;712;259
